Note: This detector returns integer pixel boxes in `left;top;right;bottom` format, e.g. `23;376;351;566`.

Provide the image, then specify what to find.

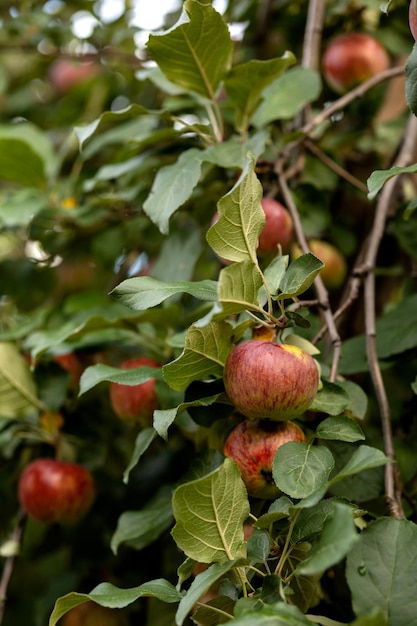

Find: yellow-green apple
224;419;306;499
223;340;319;421
410;0;417;40
109;356;160;426
322;33;390;94
258;198;294;255
61;601;128;626
293;239;347;290
18;459;95;524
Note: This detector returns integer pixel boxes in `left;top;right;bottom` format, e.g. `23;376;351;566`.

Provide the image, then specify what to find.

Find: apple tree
1;1;417;625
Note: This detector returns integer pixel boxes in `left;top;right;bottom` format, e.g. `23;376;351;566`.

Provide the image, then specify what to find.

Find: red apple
223;340;319;421
410;0;417;41
224;419;306;499
258;198;294;255
54;352;85;387
109;357;160;425
322;33;390;94
18;459;95;524
293;239;347;290
61;601;128;626
48;57;101;94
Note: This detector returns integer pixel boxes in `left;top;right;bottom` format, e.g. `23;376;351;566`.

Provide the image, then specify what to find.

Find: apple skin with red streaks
410;0;417;41
258;198;294;255
109;357;160;426
224;419;306;499
223;340;320;421
322;33;390;94
18;459;95;524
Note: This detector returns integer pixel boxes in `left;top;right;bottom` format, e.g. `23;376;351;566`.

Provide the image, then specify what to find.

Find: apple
223;340;319;421
109;356;160;425
410;0;417;41
18;459;95;524
292;239;347;290
48;57;101;94
322;33;390;94
224;419;306;499
61;601;128;626
258;198;294;255
54;352;85;387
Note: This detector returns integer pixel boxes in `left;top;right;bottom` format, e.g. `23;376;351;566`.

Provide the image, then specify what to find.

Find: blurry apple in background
224;419;306;499
61;601;128;626
48;57;101;94
322;33;390;94
223;340;320;421
292;239;347;290
109;356;160;426
410;0;417;40
258;198;294;255
18;459;95;524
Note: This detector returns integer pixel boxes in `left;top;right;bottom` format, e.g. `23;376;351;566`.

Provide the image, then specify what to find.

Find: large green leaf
162;321;234;391
0;342;41;418
206;155;264;263
111;277;218;311
224;53;296;132
252;67;321;127
48;580;182;626
346;518;417;625
330;445;388;483
273;443;335;500
147;0;233;99
143;147;203;234
308;381;350;417
218;260;264;316
171;458;250;563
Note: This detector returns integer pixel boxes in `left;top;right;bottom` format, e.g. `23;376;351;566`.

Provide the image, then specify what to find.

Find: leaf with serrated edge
316;416;365;443
147;1;233;99
206;155;264;263
273;443;335;500
171;458;250;563
162;321;233;391
218;260;264;316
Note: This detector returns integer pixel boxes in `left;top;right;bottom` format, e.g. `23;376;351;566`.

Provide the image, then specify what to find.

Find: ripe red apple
109;356;160;425
223;340;319;421
258;198;294;255
293;239;347;290
61;601;128;626
18;459;95;524
54;352;85;387
322;33;390;94
410;0;417;41
224;419;306;499
48;57;101;94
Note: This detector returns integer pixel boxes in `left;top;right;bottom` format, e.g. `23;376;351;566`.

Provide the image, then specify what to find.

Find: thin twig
0;508;26;624
304;138;369;193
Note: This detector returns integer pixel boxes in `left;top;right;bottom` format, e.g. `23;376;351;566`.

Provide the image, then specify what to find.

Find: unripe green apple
322;33;390;94
410;0;417;41
258;198;294;255
109;356;160;426
18;459;95;524
224;419;306;499
223;340;319;421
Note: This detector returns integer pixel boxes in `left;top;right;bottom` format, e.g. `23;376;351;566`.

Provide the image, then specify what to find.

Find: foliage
1;1;417;625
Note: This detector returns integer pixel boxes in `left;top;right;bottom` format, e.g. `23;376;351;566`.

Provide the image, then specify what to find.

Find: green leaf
110;489;173;554
252;67;321;127
79;363;162;397
111;277;218;311
308;381;350;416
171;458;250;563
49;580;183;626
143;148;202;234
162;321;234;391
123;427;157;484
296;502;358;576
147;0;233;99
330;445;388;484
279;253;324;299
0;342;41;417
0;123;56;188
346;518;417;626
74;103;151;149
316;416;365;443
176;560;243;626
367;163;417;200
405;43;417;118
218;261;264;316
224;53;296;132
273;443;335;499
206;155;264;263
226;602;313;625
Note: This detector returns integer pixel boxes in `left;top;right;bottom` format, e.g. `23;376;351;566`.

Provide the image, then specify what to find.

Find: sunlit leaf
218;260;264;316
0;342;40;418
